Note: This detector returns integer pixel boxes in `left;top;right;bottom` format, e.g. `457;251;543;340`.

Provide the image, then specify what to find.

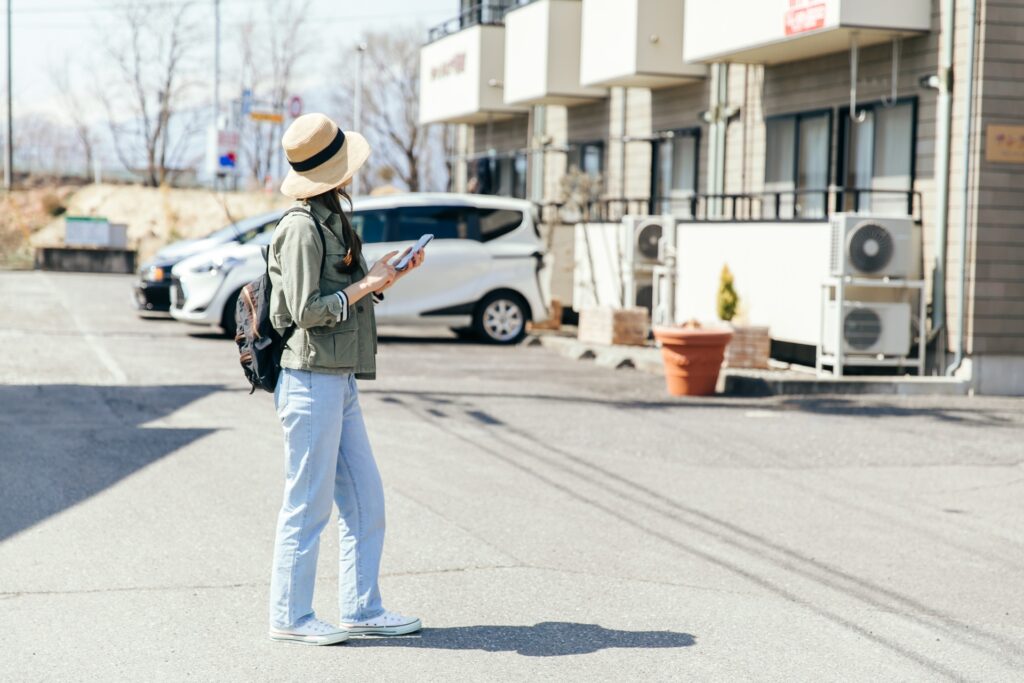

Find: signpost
215;128;239;174
250;111;284;123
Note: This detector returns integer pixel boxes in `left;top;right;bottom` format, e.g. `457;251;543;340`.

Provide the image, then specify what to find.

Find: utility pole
4;0;12;191
353;42;367;195
213;0;221;190
214;0;221;125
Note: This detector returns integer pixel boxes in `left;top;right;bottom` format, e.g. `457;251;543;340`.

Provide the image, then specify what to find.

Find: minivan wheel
221;289;241;337
473;292;528;344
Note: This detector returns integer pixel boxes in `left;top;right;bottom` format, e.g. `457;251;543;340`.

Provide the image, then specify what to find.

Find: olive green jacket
267;197;378;379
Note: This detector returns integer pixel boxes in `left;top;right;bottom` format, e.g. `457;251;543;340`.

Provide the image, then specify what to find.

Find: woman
266;113;425;646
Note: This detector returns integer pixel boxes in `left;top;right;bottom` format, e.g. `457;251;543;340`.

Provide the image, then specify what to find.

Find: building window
764;110;831;218
471;153;528;199
569;140;604;177
839;99;916;216
650;128;699;217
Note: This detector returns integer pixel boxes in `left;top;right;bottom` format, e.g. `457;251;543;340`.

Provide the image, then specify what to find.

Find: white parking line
37;272;128;385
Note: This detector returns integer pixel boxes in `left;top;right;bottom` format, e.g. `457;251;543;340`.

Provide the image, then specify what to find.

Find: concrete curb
526;332;972;397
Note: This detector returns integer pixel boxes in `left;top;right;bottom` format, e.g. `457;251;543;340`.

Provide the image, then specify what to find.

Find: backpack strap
272;206;327;274
274;206;329;346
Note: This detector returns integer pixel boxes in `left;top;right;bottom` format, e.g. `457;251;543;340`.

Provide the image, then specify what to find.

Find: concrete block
34;247;137;275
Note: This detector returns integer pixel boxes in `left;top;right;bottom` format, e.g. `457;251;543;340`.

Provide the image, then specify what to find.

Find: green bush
717;264;738;322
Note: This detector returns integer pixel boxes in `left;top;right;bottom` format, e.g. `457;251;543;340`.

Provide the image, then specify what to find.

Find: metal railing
540;188;922;224
427;3;510;43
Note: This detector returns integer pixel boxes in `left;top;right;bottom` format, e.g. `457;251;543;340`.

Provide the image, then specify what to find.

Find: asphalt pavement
1;271;1023;682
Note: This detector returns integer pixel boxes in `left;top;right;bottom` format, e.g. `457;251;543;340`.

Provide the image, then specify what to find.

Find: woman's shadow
346;622;695;657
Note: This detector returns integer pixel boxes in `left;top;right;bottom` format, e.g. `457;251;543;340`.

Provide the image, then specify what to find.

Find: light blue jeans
269;368;386;629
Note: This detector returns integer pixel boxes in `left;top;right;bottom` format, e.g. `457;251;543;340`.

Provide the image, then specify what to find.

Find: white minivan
170;193;550;344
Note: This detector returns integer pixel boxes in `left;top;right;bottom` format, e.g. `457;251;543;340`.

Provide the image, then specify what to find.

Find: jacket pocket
306;325;358;369
321;247;354;291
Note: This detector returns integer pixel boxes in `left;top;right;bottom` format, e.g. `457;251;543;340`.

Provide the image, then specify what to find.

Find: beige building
420;0;1024;395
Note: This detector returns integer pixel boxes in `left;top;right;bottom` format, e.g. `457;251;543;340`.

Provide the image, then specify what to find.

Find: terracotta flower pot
653;325;733;396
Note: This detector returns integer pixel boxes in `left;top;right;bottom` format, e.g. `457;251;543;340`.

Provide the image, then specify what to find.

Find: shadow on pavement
0;384;219;542
363;388;1021;426
779;396;1018;425
346;621;695;656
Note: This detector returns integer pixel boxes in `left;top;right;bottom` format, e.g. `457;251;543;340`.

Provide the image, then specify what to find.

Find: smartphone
394;233;434;271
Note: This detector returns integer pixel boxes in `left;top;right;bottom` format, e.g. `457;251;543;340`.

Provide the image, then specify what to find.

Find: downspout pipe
932;0;956;367
705;67;719;207
947;0;979;376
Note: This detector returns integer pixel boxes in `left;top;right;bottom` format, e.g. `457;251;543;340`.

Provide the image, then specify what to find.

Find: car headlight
190;256;244;274
141;265;166;281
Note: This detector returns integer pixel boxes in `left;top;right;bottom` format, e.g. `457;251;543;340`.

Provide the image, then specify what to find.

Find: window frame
648;127;701;216
835;96;919;217
763;108;834;219
568;139;606;177
472;151;529;199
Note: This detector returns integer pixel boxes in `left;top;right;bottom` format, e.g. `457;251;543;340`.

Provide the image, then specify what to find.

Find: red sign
785;1;827;35
288;95;303;118
431;52;466;81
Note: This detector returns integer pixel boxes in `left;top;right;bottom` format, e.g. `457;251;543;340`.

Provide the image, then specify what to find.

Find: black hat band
289;129;346;172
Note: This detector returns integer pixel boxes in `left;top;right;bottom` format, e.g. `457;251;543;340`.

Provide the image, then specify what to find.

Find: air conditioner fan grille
844;308;882;351
849;222;894;274
636;223;662;261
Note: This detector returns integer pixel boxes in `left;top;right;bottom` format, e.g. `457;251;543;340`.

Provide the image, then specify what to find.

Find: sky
7;0;456;118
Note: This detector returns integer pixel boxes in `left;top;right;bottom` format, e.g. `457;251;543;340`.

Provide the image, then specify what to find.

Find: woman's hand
391;247;426;286
363;251;399;293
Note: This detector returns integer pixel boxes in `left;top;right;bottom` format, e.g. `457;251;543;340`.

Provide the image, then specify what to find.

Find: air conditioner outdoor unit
622;215;676;268
822;301;912;356
623;270;654;312
829;213;915;278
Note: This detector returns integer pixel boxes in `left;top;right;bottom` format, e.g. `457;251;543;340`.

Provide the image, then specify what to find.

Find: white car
170;193;550;343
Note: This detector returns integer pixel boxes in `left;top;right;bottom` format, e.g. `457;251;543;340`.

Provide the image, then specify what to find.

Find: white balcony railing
580;0;704;89
419;14;528;125
503;0;606;107
684;0;931;65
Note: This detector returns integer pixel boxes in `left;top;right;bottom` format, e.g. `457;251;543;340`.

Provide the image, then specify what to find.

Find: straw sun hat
279;113;371;199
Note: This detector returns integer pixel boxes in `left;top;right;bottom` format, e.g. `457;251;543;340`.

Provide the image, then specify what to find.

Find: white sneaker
269;617;349;646
340;610;422;636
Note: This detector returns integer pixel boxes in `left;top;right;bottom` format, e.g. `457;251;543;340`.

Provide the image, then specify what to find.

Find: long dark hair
310;187;362;274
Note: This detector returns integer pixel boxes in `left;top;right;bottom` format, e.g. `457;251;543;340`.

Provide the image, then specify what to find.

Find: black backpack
235;207;326;394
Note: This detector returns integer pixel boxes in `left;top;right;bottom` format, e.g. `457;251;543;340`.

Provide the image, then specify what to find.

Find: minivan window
237;220;277;244
392;206;478;241
477;208;523;242
351;209;390;243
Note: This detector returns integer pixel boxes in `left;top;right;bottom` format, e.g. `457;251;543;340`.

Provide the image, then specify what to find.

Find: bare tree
237;0;312;186
332;28;448;193
99;0;201;186
13;116;78;180
49;60;95;179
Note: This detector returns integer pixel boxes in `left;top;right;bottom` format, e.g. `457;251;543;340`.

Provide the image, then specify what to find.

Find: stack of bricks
577;306;650;347
723;325;771;369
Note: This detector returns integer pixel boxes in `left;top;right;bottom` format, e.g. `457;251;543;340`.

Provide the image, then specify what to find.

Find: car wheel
473;291;529;345
221;289;241;337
